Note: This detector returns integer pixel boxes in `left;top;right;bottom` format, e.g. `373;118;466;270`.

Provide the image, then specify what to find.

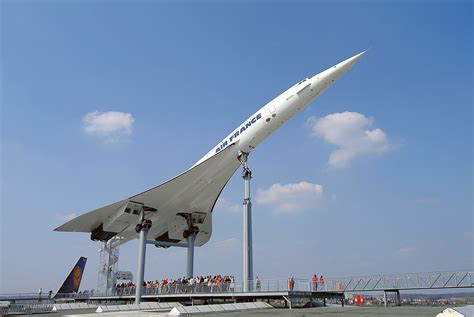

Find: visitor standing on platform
311;274;318;291
288;277;295;291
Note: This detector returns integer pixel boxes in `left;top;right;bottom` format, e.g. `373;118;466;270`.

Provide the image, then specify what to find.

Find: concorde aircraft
55;51;366;248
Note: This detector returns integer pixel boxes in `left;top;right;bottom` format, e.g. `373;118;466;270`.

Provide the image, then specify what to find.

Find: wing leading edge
54;144;241;247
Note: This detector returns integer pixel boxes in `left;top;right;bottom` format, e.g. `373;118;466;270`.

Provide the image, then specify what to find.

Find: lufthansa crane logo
72;266;82;288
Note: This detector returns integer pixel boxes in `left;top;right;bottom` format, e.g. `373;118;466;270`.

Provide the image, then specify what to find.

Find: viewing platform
1;271;471;312
88;271;473;308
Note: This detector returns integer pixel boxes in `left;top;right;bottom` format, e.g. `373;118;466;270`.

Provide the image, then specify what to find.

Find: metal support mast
186;232;197;278
181;214;199;278
240;152;253;292
134;213;152;304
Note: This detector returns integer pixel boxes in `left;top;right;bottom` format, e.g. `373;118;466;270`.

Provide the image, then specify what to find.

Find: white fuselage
54;51;366;247
193;51;366;168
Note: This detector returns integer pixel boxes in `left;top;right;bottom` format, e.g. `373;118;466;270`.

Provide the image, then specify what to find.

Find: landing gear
183;226;199;239
135;219;152;233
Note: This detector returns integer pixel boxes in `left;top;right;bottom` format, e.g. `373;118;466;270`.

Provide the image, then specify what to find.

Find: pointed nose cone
334;50;367;74
311;50;367;92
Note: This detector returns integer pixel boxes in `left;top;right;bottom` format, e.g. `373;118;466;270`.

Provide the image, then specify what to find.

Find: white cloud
83;111;134;142
398;246;417;255
308;112;391;168
56;212;77;222
215;197;240;213
256;182;323;213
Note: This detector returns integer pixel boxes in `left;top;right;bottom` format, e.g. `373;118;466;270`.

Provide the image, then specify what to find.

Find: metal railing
322;271;474;292
94;278;312;297
0;292;90;302
2;271;472;303
0;303;54;315
0;293;91;315
95;271;474;297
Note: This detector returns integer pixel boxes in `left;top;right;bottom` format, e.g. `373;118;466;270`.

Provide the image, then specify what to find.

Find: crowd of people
115;275;235;294
114;274;325;294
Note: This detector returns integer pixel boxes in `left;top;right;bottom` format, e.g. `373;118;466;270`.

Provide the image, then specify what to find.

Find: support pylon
239;152;253;292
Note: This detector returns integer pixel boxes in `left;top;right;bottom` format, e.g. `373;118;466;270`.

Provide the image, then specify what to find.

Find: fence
0;303;53;315
1;271;472;304
322;271;474;292
97;271;473;296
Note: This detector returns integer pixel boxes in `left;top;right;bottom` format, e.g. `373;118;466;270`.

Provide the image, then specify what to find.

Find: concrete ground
218;306;447;316
11;305;448;317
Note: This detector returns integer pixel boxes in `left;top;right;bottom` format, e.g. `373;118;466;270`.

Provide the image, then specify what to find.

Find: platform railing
321;270;474;292
102;278;311;297
2;270;472;301
101;270;473;297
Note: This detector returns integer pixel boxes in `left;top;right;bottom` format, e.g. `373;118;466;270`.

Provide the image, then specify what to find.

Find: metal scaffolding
97;237;121;296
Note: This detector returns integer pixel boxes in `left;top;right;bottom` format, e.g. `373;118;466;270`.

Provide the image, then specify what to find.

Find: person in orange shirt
319;275;325;290
287;277;295;291
311;274;318;291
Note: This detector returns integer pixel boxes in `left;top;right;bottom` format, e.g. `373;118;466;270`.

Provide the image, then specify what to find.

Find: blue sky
1;0;472;293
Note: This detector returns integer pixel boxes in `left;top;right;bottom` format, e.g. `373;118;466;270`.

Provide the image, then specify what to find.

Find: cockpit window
297;78;308;85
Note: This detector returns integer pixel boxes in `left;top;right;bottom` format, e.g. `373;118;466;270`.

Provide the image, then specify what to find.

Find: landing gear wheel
183;226;199;238
135;224;142;233
190;226;199;235
142;219;152;229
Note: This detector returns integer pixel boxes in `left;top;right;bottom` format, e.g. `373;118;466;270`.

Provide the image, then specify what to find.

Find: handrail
2;270;472;300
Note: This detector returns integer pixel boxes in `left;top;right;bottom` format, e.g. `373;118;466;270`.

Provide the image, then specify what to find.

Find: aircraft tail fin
55;257;87;296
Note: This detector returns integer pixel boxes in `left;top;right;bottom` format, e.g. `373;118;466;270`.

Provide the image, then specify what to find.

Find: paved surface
217;306;447;316
11;306;449;316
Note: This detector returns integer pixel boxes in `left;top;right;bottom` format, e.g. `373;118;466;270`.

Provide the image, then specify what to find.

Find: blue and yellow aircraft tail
54;257;87;297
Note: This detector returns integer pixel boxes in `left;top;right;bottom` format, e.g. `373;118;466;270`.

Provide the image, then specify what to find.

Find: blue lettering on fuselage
215;112;262;153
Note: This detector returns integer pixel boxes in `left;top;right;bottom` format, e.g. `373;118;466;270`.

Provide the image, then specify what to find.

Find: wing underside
54;144;241;247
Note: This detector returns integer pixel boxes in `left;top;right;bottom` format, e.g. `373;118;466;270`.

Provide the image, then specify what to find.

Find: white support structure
97;237;121;296
240;152;253;292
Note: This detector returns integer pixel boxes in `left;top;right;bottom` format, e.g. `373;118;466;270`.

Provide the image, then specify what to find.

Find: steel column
186;233;197;278
383;291;388;307
135;226;148;304
241;153;253;292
